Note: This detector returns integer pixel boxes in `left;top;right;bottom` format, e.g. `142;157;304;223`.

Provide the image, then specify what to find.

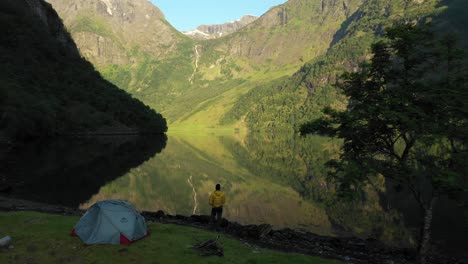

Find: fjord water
80;132;340;234
2;133;467;257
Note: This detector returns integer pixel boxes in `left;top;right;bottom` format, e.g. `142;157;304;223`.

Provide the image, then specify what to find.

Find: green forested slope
224;0;467;133
167;0;467;131
0;0;167;143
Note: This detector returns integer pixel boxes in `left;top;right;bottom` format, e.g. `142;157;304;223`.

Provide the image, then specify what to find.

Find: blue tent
71;200;149;245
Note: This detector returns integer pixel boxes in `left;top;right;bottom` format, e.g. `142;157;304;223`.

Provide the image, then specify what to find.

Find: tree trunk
419;196;437;264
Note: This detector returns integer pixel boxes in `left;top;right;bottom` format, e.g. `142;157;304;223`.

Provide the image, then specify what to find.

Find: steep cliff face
183;15;258;40
46;0;184;67
0;0;167;142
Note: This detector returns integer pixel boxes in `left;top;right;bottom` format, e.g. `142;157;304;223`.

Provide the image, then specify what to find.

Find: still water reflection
1;133;466;257
80;133;336;234
2;136;166;206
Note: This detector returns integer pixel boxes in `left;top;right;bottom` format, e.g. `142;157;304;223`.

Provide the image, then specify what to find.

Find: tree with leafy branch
300;24;467;264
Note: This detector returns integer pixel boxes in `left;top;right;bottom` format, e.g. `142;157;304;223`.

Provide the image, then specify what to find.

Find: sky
150;0;287;31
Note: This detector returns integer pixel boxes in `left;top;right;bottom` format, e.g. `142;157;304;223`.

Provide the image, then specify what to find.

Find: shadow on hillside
328;9;364;50
0;135;167;207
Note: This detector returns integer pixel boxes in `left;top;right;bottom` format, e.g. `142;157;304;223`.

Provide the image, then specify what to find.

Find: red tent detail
120;234;131;245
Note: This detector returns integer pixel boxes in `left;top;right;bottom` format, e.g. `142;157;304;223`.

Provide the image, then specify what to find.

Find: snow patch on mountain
183;15;258;40
183;29;210;37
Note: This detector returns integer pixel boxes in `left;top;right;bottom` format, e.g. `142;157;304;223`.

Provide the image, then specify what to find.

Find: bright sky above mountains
150;0;287;31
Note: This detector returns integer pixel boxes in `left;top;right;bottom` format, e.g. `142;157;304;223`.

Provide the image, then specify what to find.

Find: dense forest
224;0;468;133
0;0;167;145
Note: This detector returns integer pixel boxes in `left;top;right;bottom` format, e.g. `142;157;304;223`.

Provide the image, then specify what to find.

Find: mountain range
45;0;466;133
11;0;468;135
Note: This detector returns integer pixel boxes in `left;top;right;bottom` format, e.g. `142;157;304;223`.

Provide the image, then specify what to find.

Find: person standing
209;183;226;227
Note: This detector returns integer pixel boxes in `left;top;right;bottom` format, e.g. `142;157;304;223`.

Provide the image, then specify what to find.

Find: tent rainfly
71;200;149;245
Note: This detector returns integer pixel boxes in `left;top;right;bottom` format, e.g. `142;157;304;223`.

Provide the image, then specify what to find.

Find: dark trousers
211;206;223;226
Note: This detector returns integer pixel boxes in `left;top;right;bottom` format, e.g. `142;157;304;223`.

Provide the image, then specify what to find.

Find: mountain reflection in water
1;133;466;258
81;133;335;235
1;135;167;207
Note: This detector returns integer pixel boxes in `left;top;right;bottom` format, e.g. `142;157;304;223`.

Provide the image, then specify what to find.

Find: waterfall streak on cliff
189;45;200;84
187;175;198;214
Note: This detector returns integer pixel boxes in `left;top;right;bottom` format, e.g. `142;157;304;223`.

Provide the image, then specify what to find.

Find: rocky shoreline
0;197;464;264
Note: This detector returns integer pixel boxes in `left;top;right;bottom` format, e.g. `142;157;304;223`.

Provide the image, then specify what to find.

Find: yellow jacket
209;190;226;208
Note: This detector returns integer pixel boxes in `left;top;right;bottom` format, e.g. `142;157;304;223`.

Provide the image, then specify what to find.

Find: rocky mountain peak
183;15;258;40
47;0;164;25
46;0;181;66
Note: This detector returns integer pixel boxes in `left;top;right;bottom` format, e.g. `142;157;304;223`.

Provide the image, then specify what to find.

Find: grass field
0;211;341;264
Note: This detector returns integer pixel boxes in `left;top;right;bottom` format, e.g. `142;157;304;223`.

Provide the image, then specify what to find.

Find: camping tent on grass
71;200;149;245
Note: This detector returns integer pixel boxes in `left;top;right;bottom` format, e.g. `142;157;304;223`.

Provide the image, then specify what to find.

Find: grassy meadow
0;211;340;264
